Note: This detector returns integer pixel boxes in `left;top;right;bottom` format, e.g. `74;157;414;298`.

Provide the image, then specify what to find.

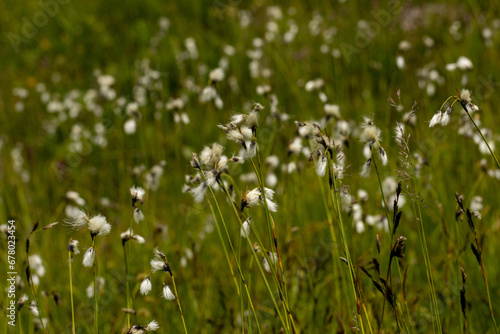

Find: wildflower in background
209;68;225;83
28;254;46;286
128;320;160;333
162;284;176;301
470;196;483;219
86;277;105;298
34;317;49;330
66;191;86;206
323;104;340;121
144;163;165;191
263;252;278;272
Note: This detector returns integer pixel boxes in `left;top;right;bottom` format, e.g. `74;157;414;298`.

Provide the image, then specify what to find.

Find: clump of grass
66;210;111;333
141;248;188;333
455;192;499;334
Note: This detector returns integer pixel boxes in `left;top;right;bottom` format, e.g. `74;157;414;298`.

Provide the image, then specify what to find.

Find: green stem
207;185;270;334
94;257;99;334
461;103;500;169
124;242;130;329
171;275;188;334
69;251;76;334
27;244;48;334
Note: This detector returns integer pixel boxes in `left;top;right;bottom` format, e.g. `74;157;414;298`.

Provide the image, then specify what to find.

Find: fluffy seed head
360;126;381;144
140;277;152;295
83;247;95;267
145;320;160;331
361;159;372;178
87;214;111;236
315;155;327;177
130;186;146;206
162;284;176;301
68;239;80;254
429;111;442;127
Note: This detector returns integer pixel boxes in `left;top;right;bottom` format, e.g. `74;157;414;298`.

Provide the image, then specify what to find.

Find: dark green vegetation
1;0;500;333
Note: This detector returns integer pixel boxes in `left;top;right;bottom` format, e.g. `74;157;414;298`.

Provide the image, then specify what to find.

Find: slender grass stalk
207;185;269;334
413;194;442;333
123;241;131;329
309;142;349;331
206;198;240;295
218;178;296;333
372;156;408;332
456;195;499;334
479;264;499;334
92;238;99;334
249;151;295;329
328;158;365;334
171;275;188;334
68;249;76;334
26;230;48;334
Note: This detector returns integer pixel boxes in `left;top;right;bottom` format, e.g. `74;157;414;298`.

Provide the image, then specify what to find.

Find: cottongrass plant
127;320;160;333
297;121;369;332
140;248;188;333
67;239;79;334
395;117;443;333
185;147;263;332
66;210;111;333
220;104;298;332
186;108;295;331
432;89;500;169
124;186;146;328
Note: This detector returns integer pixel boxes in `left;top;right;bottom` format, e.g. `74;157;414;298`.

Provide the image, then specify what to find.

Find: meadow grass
1;1;500;333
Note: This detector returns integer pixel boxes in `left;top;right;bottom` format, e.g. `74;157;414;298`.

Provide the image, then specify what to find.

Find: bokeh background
1;0;500;333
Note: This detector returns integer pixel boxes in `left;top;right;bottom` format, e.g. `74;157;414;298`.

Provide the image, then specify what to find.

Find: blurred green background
1;0;500;332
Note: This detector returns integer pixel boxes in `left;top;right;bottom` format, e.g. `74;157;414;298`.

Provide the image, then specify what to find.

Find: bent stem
460;103;500;169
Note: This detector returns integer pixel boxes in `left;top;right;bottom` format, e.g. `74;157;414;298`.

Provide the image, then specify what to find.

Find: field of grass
2;0;500;333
